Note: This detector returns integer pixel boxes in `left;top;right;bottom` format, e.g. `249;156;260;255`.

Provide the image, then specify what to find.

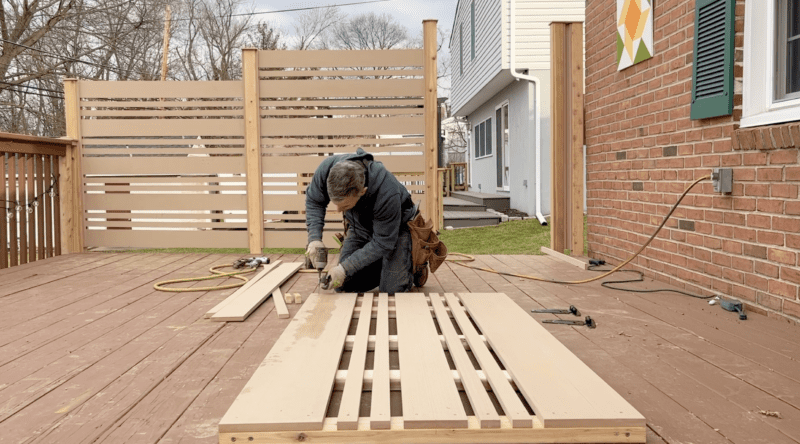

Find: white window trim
474;118;494;160
742;0;800;127
495;100;510;192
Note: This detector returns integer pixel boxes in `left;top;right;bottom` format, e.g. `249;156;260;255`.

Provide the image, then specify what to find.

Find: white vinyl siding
502;0;585;70
450;0;503;114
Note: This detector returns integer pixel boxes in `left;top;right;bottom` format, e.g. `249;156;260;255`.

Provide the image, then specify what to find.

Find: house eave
451;69;517;117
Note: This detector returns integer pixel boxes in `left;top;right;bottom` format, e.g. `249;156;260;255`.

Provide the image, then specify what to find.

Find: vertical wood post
62;79;84;254
423;20;439;231
243;48;264;254
549;22;584;255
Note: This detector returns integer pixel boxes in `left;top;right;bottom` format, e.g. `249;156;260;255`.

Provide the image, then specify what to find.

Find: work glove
305;240;326;269
328;264;346;290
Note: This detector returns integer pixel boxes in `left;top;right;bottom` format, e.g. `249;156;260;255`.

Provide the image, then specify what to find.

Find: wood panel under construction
218;292;646;443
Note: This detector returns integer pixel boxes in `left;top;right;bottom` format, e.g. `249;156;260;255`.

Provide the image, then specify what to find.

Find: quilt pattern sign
617;0;653;70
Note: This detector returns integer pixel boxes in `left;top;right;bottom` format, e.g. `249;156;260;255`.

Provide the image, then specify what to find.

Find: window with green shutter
690;0;735;120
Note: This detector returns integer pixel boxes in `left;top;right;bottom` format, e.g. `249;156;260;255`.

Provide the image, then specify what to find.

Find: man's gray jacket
305;149;415;276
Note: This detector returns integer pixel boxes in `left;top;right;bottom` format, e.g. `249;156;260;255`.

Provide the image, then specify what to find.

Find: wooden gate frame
63;20;439;254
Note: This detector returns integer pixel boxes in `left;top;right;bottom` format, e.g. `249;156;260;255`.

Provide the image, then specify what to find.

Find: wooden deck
1;252;799;444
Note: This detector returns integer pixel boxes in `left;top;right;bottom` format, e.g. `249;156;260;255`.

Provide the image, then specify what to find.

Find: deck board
0;252;797;444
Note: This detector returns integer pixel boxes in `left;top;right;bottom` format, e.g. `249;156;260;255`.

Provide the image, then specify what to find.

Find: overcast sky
249;0;456;93
250;0;456;48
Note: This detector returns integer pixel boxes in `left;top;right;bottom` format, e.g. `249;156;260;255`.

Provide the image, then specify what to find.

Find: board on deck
219;292;646;444
210;262;302;322
205;261;281;318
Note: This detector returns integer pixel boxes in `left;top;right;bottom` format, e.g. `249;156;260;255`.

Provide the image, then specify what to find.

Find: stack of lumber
205;261;303;321
218;292;646;443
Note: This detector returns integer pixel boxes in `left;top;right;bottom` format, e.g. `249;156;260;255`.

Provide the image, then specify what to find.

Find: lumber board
457;292;645;428
218;293;358;432
395;293;468;429
211;262;302;322
370;293;391;429
272;288;287;318
205;261;281;318
337;293;373;429
443;293;532;428
540;246;589;270
429;293;501;428
220;419;645;444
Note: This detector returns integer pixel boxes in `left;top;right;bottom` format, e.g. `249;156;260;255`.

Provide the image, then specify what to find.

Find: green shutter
690;0;735;120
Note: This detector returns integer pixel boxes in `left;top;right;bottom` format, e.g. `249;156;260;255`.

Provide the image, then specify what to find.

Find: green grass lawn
89;217;587;256
438;219;550;255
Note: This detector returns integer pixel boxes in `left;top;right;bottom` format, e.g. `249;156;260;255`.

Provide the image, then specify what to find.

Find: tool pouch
408;213;448;285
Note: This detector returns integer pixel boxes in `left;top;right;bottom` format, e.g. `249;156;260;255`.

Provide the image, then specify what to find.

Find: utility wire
0;86;64;100
0;82;64;95
0;38;129;76
49;0;392;30
2;0;395;77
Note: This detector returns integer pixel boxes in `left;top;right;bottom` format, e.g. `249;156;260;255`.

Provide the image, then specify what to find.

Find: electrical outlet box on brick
712;168;733;194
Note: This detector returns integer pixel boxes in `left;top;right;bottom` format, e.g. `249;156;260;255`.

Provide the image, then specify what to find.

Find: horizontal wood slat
82;119;245;138
258;49;424;68
260;68;423;78
84;229;247;248
82;157;245;175
84;194;247;211
81;100;244;108
78;80;243;99
259;99;423;107
82;138;244;147
260;79;424;99
259;155;424;174
260;116;423;137
260;137;423;146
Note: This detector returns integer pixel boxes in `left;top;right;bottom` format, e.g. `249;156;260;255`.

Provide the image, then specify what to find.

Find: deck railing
1;132;76;269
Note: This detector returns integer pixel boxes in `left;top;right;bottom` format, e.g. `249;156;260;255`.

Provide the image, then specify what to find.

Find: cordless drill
313;247;332;290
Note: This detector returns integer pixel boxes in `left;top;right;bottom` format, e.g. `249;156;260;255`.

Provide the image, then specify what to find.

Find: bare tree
327;12;409;50
291;6;342;50
247;21;284;51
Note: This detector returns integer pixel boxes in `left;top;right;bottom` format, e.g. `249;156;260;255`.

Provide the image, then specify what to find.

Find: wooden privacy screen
219;293;645;443
79;81;248;249
257;48;428;248
74;22;437;251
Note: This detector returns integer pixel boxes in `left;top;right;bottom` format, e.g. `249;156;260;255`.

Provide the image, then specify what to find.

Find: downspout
509;0;547;225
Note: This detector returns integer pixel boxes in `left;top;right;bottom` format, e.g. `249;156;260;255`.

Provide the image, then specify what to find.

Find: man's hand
328;264;346;289
305;240;326;269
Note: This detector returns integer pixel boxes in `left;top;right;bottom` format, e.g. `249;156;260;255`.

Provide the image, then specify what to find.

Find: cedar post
243;48;264;254
549;22;584;255
423;20;439;231
62;79;85;253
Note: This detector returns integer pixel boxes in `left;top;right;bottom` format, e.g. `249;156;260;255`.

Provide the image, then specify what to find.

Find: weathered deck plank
0;252;797;444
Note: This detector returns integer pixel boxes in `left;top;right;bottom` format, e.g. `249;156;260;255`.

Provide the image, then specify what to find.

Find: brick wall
584;0;800;323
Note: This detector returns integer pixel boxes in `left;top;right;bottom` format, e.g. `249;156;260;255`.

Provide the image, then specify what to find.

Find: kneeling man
305;148;417;293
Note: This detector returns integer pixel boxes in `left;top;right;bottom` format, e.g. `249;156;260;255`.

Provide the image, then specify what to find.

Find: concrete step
443;210;501;228
443;196;486;212
450;191;510;211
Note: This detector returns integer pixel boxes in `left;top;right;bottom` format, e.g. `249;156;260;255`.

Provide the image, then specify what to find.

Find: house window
777;0;800;101
471;1;476;60
474;118;492;159
742;0;800;127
